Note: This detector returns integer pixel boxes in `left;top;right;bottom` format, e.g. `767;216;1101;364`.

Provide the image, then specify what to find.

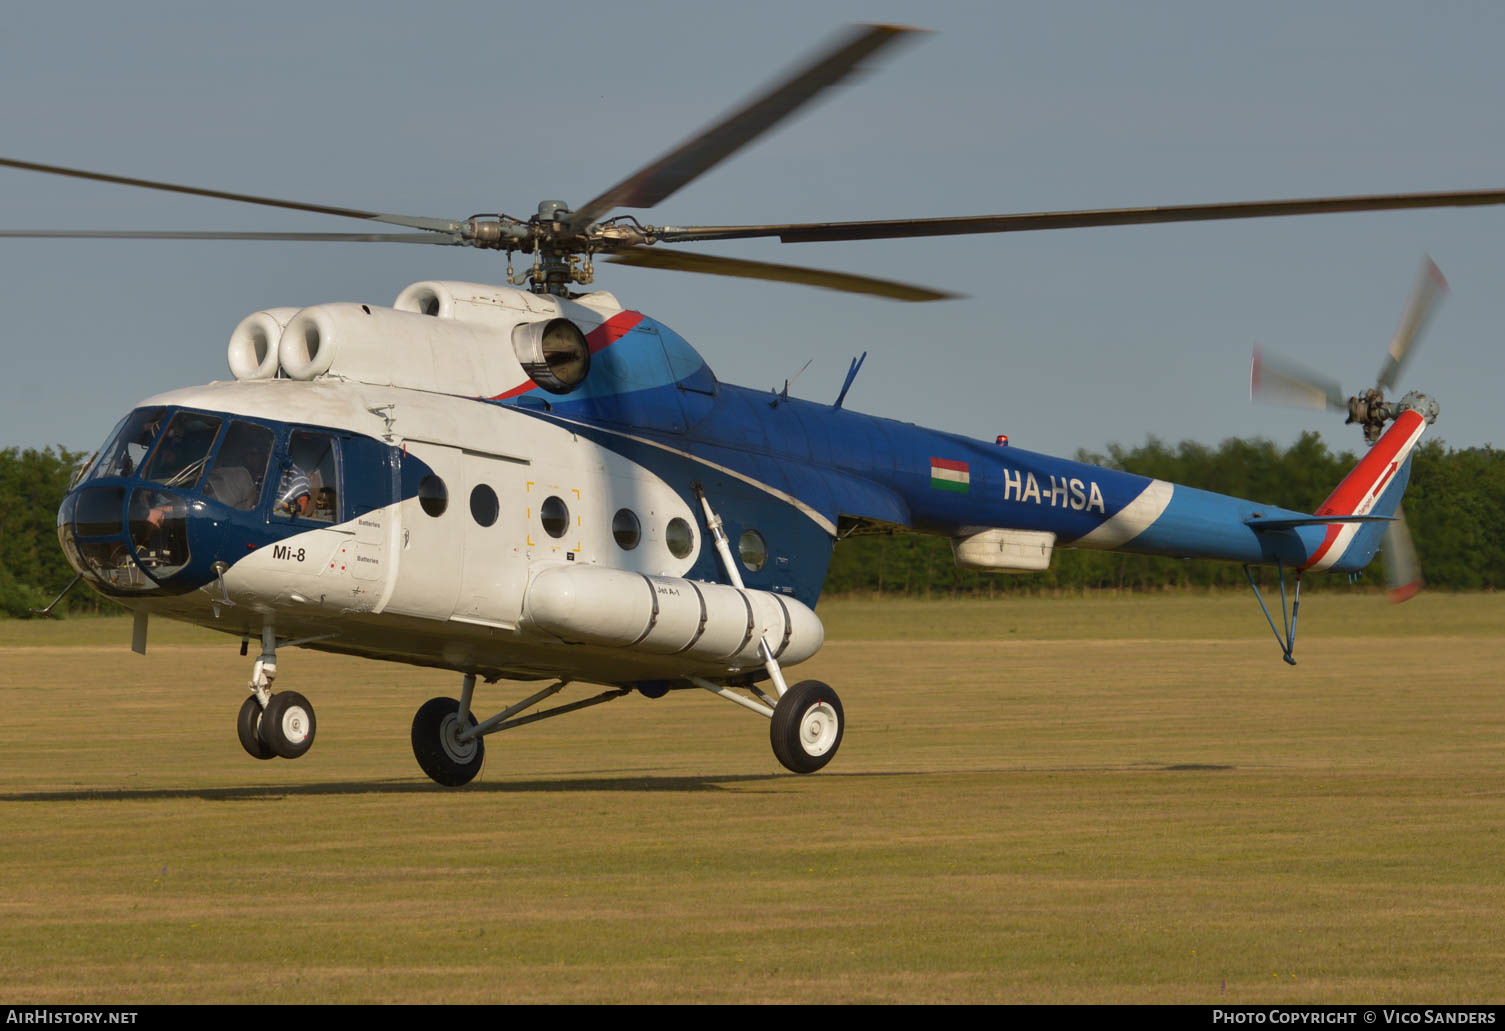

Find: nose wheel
236;695;276;760
235;625;317;761
236;691;317;760
261;691;317;758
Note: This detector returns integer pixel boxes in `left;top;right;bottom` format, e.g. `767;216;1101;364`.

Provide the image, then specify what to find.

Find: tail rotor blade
1384;505;1423;603
1250;346;1348;413
1377;257;1448;393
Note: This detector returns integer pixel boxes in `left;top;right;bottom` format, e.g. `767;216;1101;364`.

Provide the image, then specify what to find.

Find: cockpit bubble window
90;406;167;480
74;485;125;538
203;421;274;511
274;430;340;523
127;487;191;581
76;539;158;592
143;411;223;489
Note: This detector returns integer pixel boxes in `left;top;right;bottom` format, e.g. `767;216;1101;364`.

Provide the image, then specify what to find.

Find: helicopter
11;24;1499;785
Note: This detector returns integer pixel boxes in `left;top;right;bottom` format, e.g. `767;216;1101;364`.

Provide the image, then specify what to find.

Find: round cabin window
738;529;767;572
418;475;448;517
665;517;695;560
612;508;641;550
470;484;499;527
541;495;570;538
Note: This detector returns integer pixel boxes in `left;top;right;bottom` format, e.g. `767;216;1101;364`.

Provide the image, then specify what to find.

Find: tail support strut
1244;559;1302;666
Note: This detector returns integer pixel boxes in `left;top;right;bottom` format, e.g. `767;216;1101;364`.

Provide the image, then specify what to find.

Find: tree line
2;434;1501;617
0;447;117;617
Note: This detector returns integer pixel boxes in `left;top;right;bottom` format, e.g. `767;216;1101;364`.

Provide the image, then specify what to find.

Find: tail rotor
1249;257;1446;601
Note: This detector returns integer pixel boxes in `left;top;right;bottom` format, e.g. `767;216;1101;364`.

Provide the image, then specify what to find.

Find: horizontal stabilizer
1246;513;1395;531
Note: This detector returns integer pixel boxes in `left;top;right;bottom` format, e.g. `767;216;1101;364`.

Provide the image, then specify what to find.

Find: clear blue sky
3;1;1502;464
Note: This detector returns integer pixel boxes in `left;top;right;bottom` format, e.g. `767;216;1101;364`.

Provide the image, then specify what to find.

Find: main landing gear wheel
770;680;844;774
412;697;485;787
236;695;276;761
260;691;317;759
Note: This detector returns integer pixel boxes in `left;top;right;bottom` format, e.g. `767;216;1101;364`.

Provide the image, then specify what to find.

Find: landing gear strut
235;623;318;761
693;485;845;774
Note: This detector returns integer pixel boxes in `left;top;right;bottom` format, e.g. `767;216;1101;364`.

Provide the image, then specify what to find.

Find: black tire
770;680;844;774
236;695;277;761
260;691;317;759
411;697;485;787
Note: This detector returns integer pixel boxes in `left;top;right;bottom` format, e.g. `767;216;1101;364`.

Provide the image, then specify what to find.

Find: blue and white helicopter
12;26;1498;785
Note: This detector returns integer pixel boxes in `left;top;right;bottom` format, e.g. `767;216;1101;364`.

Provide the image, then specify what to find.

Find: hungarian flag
930;457;970;493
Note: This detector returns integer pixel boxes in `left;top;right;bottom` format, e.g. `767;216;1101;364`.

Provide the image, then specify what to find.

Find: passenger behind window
274;431;339;524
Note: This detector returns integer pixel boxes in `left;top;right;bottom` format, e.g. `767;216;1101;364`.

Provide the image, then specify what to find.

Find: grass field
1;593;1502;1003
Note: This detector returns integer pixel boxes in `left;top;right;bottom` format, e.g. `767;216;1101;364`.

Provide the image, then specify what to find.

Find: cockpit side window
273;430;340;524
143;411;223;489
202;421;274;511
90;406;167;480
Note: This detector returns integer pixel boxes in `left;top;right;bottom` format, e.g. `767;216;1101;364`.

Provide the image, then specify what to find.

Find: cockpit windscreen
143;411;223;489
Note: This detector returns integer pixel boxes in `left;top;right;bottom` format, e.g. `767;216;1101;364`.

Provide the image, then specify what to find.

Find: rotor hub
1346;388;1439;444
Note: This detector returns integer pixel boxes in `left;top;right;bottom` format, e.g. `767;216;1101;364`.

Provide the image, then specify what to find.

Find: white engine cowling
227;307;301;380
394;280;624;326
277;302;540;395
521;565;824;669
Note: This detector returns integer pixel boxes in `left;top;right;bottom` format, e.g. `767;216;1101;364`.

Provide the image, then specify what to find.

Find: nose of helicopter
57;482;201;594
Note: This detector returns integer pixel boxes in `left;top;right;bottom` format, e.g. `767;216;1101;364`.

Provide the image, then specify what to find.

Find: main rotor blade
1377;256;1448;393
569;24;919;229
605;246;956;302
657;188;1505;244
0;229;460;243
1384;505;1422;603
0;157;465;234
1250;346;1348;413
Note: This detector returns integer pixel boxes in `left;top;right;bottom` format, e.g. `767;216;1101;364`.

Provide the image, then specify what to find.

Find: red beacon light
995;434;1009;446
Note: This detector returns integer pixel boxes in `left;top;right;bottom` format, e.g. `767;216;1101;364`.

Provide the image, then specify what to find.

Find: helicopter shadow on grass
0;764;1233;804
0;769;908;803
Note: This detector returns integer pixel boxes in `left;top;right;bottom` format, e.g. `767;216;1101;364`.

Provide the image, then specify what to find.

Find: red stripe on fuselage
930;457;969;472
487;310;646;400
1300;409;1426;570
586;310;645;353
